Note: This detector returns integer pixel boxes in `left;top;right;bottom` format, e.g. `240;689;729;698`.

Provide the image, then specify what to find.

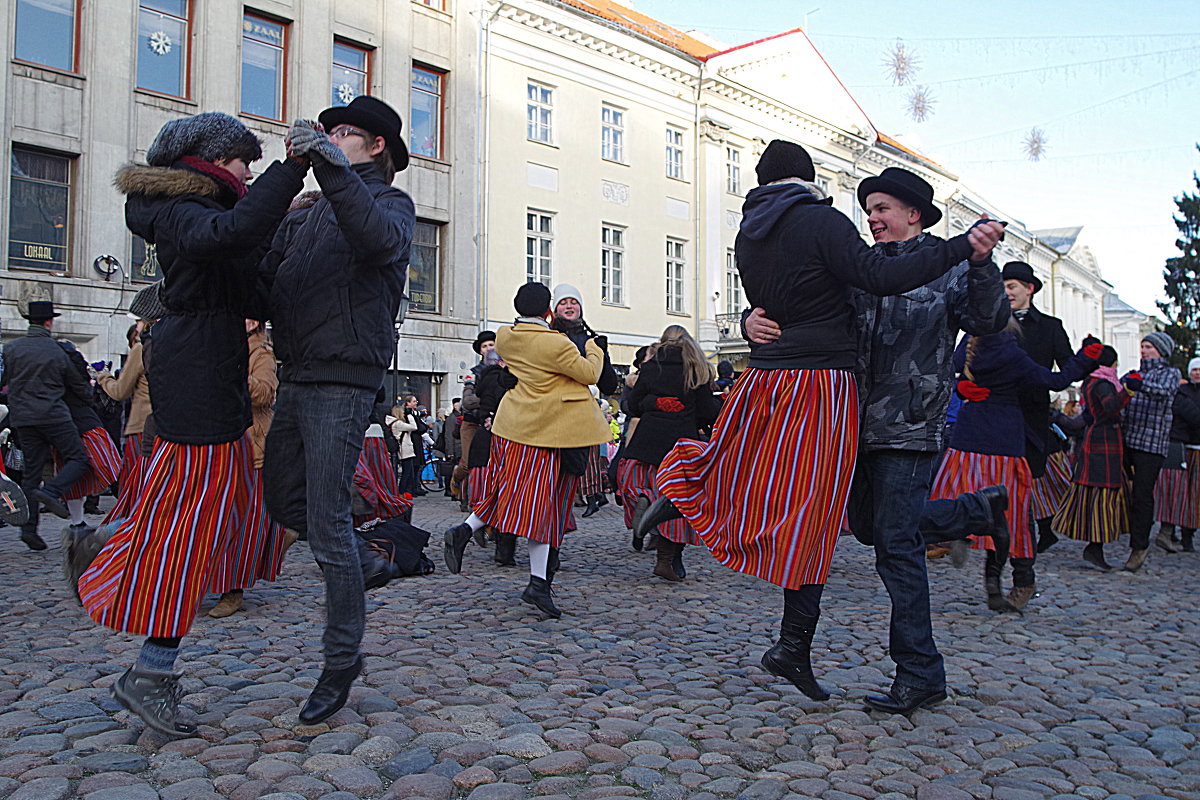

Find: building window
408;221;440;313
601;224;625;306
241;12;287;121
527;82;553;144
601;105;625;163
410;65;445;160
666;238;686;314
526;211;553;286
725;249;744;315
665;127;684;180
131;235;162;283
331;40;369;107
8;148;71;273
15;0;78;72
726;147;741;195
137;1;189;97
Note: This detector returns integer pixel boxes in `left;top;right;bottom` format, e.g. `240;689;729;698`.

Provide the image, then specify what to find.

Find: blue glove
89;360;109;372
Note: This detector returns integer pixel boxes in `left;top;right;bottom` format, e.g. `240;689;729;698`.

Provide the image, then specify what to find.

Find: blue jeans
263;382;374;669
847;449;945;691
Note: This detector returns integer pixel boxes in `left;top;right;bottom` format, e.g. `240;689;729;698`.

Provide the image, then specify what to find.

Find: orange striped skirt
579;445;605;497
353;438;411;524
104;434;147;524
1154;449;1200;528
57;428;122;500
655;368;859;589
78;436;253;637
473;436;579;547
617;458;700;544
930;448;1034;559
1054;482;1127;543
206;468;288;594
1029;449;1072;520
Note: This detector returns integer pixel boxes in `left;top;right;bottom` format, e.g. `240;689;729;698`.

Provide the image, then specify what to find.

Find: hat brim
318;106;409;171
1001;268;1043;294
857;176;942;228
23;312;62;320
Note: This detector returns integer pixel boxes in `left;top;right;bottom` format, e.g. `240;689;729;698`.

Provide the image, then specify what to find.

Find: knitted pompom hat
1142;331;1175;360
146;112;262;167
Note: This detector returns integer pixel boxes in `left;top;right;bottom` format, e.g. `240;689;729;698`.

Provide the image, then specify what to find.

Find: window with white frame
137;0;190;97
665;127;684;180
601;105;625;163
601;224;625;305
726;147;741;195
666;238;686;314
527;82;553;144
725;248;744;315
526;210;553;286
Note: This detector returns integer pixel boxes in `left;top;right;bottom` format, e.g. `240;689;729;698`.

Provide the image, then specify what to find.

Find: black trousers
1125;448;1164;552
16;421;89;535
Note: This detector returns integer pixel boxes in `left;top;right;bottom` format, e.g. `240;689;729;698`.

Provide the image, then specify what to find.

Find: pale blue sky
634;0;1199;317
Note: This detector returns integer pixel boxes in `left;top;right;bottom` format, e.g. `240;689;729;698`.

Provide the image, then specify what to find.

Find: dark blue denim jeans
263;382;374;669
847;449;945;691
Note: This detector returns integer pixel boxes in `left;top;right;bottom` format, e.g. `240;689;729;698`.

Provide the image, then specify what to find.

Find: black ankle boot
1182;529;1195;552
493;533;517;566
635;496;683;538
547;547;560;582
299;655;363;724
1035;517;1058;553
581;495;602;518
672;542;686;579
984;552;1018;612
760;609;828;701
976;485;1010;566
521;575;561;618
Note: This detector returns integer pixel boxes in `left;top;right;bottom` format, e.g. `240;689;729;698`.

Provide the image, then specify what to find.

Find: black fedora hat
1001;261;1043;294
857;167;942;228
23;300;61;321
472;330;497;355
318;96;409;171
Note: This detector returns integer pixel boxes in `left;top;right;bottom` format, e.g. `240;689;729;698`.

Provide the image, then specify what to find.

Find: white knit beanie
551;283;584;314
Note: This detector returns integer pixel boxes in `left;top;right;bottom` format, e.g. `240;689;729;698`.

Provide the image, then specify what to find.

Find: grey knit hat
1142;330;1175;359
145;112;261;167
129;282;168;321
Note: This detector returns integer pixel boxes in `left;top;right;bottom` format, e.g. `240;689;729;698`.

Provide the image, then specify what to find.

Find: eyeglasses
328;125;370;141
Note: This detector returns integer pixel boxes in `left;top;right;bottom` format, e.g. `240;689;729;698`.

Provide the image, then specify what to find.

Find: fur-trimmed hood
114;164;223;199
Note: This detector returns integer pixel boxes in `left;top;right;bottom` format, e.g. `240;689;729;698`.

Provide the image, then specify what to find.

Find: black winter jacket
554;320;620;396
621;348;722;466
3;326;91;428
263;162;415;390
1012;304;1073;476
57;341;104;434
1169;382;1200;445
117;159;305;444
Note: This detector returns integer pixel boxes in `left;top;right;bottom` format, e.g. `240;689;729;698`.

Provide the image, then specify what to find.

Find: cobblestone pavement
1;494;1198;800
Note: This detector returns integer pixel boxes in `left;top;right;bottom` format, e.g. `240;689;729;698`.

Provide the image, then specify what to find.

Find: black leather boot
672;542;686;579
299;655;363;725
521;575;561;618
443;523;474;574
984;551;1018;612
630;497;650;551
976;485;1010;567
493;533;517;566
635;496;683;538
547;547;560;582
581;494;602;518
1082;542;1113;571
760;607;829;701
1035;517;1058;553
1182;529;1195;552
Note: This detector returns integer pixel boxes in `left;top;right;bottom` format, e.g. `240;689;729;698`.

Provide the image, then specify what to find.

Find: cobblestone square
1;496;1197;800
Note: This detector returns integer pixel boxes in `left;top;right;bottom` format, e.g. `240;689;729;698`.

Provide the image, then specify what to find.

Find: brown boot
653;541;681;581
208;590;244;618
1007;584;1036;611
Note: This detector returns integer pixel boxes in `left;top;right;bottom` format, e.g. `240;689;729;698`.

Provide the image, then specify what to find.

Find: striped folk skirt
616;458;700;545
578;445;605;497
1154;449;1200;528
655;368;859;589
353;437;411;525
473;435;580;548
104;434;147;524
1029;449;1073;521
78;436;253;638
206;468;288;594
57;427;122;500
930;448;1035;559
1054;482;1128;544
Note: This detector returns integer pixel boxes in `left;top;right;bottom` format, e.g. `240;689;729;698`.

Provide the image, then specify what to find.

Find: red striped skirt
206;468;288;594
930;448;1034;559
473;436;579;547
78;436;253;638
56;428;122;500
577;445;605;497
1154;449;1200;528
617;458;700;544
469;463;492;514
1054;482;1127;543
655;368;859;589
353;440;412;525
1029;450;1072;521
104;434;147;524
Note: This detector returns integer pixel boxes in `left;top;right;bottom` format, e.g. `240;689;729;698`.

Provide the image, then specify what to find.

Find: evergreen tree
1159;152;1200;369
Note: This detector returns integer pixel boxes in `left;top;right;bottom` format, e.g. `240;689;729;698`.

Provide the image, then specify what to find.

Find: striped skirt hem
473;436;579;548
1053;482;1128;543
617;458;700;544
104;434;146;524
1154;449;1200;528
1029;450;1072;521
354;438;411;525
206;468;288;594
930;448;1035;559
58;428;122;500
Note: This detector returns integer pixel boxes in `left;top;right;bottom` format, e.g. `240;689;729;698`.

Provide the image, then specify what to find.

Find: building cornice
699;77;869;152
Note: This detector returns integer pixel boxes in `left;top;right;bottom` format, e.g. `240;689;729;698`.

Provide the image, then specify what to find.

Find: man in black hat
260;95;415;725
746;164;1010;714
2;301;91;550
1000;261;1072;557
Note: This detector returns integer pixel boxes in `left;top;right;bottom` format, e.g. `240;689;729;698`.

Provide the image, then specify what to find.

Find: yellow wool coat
490;321;612;449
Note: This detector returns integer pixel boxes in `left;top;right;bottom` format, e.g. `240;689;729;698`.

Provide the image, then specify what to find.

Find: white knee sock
66;498;85;525
465;513;485;532
528;541;550;579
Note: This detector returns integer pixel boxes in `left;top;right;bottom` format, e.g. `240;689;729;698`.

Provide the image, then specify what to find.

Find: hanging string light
907;85;935;122
1023;127;1048;161
882;40;920;86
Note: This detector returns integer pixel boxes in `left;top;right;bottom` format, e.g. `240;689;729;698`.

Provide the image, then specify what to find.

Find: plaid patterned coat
1076;377;1132;488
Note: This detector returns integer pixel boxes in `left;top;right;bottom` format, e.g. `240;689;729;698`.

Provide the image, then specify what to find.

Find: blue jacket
948;331;1093;458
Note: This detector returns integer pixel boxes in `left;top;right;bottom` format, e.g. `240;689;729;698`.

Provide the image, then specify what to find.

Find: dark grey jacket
854;233;1010;452
2;326;92;428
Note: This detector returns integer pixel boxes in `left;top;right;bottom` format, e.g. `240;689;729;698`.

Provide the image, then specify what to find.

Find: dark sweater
621;348;722;466
1169;382;1200;445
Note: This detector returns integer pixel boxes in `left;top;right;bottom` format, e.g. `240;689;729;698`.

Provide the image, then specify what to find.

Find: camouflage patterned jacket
853;233;1009;452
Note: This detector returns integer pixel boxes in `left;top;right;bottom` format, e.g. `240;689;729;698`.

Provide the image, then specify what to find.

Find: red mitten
1082;342;1103;359
655;397;686;413
956;379;991;402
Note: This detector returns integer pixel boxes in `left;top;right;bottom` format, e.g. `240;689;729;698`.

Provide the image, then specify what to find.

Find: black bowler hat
472;330;496;355
514;282;552;317
318;95;409;171
756;140;816;185
857;167;942;228
1001;261;1043;294
23;301;61;321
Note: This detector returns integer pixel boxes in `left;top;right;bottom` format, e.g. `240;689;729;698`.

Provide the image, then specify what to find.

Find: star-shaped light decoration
1023;127;1047;161
337;83;356;105
906;85;935;123
148;30;172;55
883;40;920;86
